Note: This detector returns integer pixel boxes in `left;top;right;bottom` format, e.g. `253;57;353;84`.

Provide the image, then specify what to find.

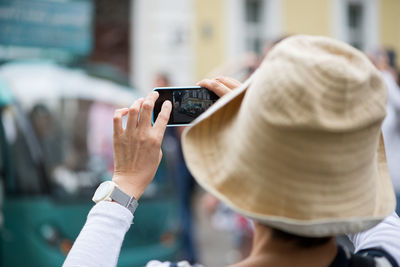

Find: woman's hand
112;91;172;200
197;76;242;97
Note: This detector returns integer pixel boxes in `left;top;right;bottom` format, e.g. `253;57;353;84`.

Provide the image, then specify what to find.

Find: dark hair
271;228;332;248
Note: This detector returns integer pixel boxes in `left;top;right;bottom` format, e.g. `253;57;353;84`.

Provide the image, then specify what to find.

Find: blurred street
194;189;233;267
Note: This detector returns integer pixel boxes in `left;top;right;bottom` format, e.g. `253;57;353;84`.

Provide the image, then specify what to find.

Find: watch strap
110;186;138;215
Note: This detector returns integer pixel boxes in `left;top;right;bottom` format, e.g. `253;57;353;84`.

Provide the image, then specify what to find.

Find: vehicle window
52;98;174;199
29;99;115;197
0;110;4;180
0;109;4;189
1;106;45;194
2;99;175;198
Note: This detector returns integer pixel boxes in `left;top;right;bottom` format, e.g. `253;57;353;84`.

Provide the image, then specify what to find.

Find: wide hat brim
182;37;396;237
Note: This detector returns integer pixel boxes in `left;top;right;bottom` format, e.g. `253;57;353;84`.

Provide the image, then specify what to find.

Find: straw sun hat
182;35;395;237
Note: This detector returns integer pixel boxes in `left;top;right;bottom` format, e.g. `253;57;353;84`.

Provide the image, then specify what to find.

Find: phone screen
153;86;219;126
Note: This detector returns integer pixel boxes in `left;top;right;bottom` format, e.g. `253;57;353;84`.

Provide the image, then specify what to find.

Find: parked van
0;62;181;267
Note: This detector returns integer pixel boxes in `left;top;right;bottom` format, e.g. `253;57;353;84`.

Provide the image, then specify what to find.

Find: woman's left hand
112;91;172;200
197;76;242;97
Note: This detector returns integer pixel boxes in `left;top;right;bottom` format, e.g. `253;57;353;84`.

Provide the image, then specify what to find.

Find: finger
153;100;172;138
126;98;144;132
198;79;231;97
138;91;159;130
215;76;242;89
113;108;129;135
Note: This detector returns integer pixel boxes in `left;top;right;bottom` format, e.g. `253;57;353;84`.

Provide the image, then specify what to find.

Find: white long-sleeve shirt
382;71;400;193
63;201;400;267
63;201;133;267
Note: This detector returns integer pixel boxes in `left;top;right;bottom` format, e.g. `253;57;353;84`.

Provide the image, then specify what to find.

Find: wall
193;0;226;80
379;0;400;69
282;0;331;36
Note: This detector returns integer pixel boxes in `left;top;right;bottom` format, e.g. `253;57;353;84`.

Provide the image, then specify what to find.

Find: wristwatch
92;181;138;216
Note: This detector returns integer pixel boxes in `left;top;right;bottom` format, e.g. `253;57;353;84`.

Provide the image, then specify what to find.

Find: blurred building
131;0;195;92
131;0;400;93
1;0;398;92
90;0;130;74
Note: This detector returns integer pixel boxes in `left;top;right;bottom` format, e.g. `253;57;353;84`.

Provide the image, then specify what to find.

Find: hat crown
250;35;386;131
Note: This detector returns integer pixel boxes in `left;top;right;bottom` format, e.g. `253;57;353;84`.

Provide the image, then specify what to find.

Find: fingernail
164;100;172;108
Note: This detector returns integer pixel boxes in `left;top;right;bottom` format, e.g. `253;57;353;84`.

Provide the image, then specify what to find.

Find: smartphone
152;86;219;126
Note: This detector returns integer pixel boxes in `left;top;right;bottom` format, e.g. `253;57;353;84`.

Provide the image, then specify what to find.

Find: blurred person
370;49;400;216
205;52;260;82
64;36;400;267
371;49;399;85
153;72;198;263
30;104;66;193
386;50;400;86
202;193;253;260
30;104;64;174
30;104;83;194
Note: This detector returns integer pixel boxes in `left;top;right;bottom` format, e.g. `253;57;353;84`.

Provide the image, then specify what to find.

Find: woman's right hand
197;76;242;97
112;91;171;200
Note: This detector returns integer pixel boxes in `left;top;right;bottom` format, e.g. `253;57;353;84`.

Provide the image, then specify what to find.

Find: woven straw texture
182;35;395;236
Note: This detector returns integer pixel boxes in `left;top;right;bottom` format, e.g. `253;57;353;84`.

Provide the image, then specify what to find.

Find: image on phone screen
153;86;219;126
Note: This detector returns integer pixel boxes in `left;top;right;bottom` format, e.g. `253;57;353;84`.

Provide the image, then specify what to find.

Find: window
245;0;262;23
347;2;364;49
244;0;265;53
333;0;378;51
1;105;45;194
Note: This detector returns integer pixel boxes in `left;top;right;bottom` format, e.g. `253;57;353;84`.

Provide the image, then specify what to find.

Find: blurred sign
0;0;93;56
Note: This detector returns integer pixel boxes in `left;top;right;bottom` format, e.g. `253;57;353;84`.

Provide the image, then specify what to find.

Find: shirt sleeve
382;71;400;111
348;212;400;267
63;201;133;267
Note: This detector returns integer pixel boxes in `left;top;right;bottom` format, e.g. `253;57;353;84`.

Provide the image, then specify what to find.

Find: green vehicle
0;62;182;267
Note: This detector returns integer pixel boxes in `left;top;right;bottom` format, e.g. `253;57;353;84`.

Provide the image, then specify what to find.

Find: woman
63;35;400;267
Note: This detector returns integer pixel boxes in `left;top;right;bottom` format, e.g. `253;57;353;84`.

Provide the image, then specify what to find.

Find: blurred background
0;0;399;267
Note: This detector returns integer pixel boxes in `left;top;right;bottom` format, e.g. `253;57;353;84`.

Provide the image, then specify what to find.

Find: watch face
93;181;113;202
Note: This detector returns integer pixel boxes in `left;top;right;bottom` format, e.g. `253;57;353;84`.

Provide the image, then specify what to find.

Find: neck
231;222;338;267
